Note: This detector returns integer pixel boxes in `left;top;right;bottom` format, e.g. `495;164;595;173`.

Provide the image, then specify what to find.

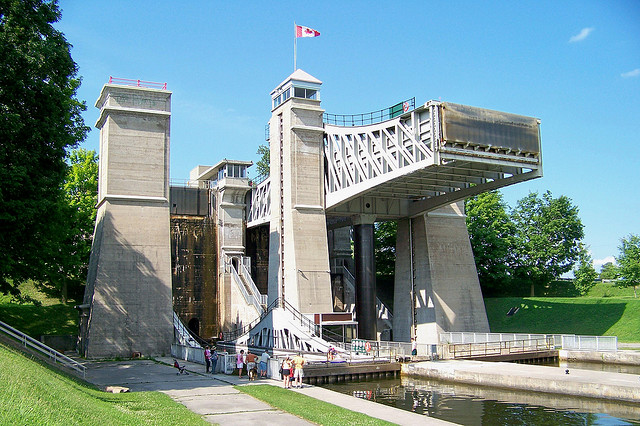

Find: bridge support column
354;215;377;340
393;202;489;344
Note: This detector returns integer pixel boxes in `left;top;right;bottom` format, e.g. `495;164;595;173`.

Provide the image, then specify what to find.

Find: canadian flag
296;25;320;38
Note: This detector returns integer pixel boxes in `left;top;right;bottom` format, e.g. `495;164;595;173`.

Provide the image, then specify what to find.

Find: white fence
0;319;86;378
440;332;617;352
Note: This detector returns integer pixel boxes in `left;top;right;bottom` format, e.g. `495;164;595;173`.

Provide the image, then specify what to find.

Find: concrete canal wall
402;359;640;404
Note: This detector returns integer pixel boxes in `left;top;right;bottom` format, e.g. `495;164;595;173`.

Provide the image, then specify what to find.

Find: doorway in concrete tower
188;318;200;337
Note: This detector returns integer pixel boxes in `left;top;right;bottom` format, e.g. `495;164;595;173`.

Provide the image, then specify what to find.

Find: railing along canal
447;337;554;359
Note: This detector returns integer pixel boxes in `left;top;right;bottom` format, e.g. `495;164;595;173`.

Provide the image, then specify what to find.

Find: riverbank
402;359;640;403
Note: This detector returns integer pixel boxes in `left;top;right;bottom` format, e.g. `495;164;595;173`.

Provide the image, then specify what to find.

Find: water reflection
321;376;640;425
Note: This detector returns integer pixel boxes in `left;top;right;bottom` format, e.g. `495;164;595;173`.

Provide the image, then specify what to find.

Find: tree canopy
511;191;584;296
41;149;98;302
465;191;585;296
465;191;515;296
0;0;89;297
599;262;619;280
255;144;270;177
374;221;397;276
616;234;640;298
573;246;597;295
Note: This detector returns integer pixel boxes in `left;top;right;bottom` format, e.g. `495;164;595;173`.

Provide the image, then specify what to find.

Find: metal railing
560;335;618;351
238;260;268;306
223;297;320;343
228;261;264;314
173;312;203;348
108;76;167;90
447;337;554;359
0;320;86;378
324;97;415;126
440;332;618;352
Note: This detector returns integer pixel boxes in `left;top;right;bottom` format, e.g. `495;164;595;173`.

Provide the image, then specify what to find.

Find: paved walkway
83;357;453;425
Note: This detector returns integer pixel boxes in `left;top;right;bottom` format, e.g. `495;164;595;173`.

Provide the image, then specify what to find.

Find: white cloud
569;27;594;43
621;68;640;78
593;256;616;270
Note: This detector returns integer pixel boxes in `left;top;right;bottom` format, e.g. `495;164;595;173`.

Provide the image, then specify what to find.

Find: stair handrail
238;258;267;306
226;258;263;314
0;319;86;378
222;297;320;342
173;312;203;348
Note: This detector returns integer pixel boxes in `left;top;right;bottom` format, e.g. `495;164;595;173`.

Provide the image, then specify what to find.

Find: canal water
320;370;640;425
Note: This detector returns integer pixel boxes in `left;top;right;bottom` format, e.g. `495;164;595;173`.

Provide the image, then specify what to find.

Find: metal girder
248;100;542;224
247;177;270;228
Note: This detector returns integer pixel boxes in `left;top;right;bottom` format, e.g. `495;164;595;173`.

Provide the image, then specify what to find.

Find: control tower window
226;164;247;178
273;88;291;109
294;87;317;99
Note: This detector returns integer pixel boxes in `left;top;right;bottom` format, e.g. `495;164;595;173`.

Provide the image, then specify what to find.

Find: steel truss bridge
248;100;541;228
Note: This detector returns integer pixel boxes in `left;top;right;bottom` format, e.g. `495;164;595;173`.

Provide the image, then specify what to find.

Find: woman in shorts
236;349;245;378
281;357;292;389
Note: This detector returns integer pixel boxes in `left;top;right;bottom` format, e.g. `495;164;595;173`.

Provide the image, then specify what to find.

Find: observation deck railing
108;76;168;90
324;97;415;126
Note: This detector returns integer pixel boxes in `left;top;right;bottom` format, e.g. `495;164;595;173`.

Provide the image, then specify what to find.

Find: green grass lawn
0;342;207;425
237;384;394;425
485;291;640;342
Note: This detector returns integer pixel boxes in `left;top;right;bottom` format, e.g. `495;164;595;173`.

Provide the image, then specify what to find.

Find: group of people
235;349;271;378
280;353;305;388
219;348;308;388
204;346;218;374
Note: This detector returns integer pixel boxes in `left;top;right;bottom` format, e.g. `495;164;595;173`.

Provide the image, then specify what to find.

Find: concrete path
83;357;454;425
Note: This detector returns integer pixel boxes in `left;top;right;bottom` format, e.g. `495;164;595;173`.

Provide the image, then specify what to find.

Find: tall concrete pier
393;202;490;343
79;83;173;358
267;70;333;314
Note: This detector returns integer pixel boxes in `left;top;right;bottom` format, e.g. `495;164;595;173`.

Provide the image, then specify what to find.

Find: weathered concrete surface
171;216;218;339
81;84;173;359
560;349;640;366
267;70;332;314
403;359;640;404
393;202;489;343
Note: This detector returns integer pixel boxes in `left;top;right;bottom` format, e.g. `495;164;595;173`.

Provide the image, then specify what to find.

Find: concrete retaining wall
403;360;640;404
559;349;640;366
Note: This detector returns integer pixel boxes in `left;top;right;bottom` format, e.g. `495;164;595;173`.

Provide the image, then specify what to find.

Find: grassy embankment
485;283;640;342
0;280;78;338
0;342;207;425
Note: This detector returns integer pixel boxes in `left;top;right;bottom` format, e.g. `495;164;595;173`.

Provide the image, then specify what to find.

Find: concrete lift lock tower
79;80;173;358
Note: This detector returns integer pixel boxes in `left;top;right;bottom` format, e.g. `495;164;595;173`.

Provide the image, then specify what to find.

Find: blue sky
56;0;639;270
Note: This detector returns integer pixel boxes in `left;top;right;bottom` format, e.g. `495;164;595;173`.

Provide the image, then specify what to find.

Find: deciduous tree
374;221;397;277
0;0;89;297
41;149;98;302
255;144;270;177
599;262;619;280
573;246;597;295
465;191;515;296
616;234;640;298
511;191;584;296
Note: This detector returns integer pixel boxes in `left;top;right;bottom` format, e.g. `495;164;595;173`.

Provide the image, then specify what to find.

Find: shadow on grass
485;298;627;336
0;303;78;337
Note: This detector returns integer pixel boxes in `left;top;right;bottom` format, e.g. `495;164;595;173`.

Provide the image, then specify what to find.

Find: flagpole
294;22;297;71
